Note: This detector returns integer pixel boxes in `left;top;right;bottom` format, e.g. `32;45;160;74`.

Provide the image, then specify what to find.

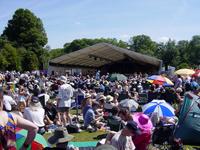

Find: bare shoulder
0;111;8;125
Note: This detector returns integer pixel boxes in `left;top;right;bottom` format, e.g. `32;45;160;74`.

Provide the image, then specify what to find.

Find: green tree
21;51;39;71
188;35;200;66
0;43;21;70
159;40;179;70
64;38;128;53
1;8;48;69
49;48;64;59
176;40;190;68
129;35;157;56
0;53;8;70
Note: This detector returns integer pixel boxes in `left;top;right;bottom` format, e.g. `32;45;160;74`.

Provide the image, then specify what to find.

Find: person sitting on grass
23;96;46;135
44;100;58;125
82;94;104;131
107;106;123;132
106;120;141;150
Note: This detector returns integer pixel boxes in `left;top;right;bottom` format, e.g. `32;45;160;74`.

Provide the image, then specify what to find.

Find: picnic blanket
68;141;98;150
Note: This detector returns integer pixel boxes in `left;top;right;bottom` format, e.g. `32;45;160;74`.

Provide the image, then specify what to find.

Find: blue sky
0;0;200;49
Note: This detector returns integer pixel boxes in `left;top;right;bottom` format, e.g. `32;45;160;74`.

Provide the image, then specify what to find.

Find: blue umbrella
142;99;175;117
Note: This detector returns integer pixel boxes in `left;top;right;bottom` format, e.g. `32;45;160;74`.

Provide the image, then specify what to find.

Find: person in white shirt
3;91;17;111
109;121;140;150
23;96;45;134
56;76;74;126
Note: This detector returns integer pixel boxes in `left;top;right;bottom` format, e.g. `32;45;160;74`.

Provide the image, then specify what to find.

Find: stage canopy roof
49;43;162;69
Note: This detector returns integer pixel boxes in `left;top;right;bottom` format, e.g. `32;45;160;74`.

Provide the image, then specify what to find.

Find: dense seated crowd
0;70;199;150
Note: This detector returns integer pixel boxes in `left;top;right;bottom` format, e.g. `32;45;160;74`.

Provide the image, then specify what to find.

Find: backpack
66;124;79;133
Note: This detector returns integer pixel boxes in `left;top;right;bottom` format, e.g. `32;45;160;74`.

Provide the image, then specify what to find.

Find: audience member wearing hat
104;95;114;111
45;127;78;150
58;76;68;84
132;112;153;150
112;92;119;106
96;95;106;109
82;95;104;131
124;120;141;136
44;99;58;125
56;77;74;126
176;87;184;103
23;96;45;134
109;121;138;150
133;112;153;133
81;93;92;113
106;95;114;103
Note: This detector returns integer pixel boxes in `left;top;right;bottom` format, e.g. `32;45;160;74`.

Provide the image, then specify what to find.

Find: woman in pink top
132;112;153;150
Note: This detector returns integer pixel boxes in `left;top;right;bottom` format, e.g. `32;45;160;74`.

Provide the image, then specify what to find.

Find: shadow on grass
93;133;107;140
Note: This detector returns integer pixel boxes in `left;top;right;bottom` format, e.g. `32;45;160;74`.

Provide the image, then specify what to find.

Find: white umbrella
119;99;139;112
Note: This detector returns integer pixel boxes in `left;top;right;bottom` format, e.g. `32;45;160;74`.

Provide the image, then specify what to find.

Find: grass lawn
44;130;199;150
45;109;198;149
44;130;106;142
70;109;81;116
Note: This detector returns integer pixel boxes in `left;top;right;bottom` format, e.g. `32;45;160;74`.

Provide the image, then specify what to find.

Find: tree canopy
1;8;47;71
2;9;47;49
129;35;157;56
63;38;128;53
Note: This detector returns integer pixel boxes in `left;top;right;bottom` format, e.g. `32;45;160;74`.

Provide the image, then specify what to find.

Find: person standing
174;75;183;89
95;70;100;81
56;76;74;126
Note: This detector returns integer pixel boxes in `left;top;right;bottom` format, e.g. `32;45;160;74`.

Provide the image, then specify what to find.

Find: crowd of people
0;70;199;150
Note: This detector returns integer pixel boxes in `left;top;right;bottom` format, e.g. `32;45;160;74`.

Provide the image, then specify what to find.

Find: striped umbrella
142;99;175;117
192;69;200;78
16;128;48;150
147;75;174;86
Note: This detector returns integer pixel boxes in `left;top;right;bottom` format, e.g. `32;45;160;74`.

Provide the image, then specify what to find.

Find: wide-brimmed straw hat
133;112;153;132
84;93;91;99
48;127;74;144
106;95;113;103
58;76;68;83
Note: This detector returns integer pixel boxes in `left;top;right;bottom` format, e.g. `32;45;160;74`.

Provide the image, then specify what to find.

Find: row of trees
0;8;199;71
50;35;200;70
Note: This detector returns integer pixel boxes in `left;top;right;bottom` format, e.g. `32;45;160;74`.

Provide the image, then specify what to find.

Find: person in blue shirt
82;95;103;130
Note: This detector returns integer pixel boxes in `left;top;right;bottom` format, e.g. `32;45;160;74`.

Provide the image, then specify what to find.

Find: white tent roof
50;43;162;68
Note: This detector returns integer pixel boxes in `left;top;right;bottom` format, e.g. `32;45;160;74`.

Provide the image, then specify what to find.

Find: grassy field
46;109;197;149
44;130;199;150
44;130;106;142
